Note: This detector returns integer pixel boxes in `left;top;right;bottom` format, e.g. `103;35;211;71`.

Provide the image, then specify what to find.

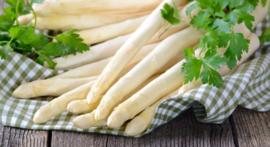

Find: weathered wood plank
107;108;235;147
51;131;108;147
51;108;235;147
232;107;270;147
0;124;48;147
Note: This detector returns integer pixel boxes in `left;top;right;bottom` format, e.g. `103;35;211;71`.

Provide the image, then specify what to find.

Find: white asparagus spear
67;52;183;115
52;43;159;79
33;0;164;17
77;6;186;45
125;90;178;136
67;99;100;115
67;74;161;114
46;34;131;70
106;21;261;128
18;46;145;100
94;26;203;121
33;80;96;124
178;33;260;94
33;60;140;124
33;11;151;31
73;110;107;129
76;15;147;44
33;9;151;29
107;60;186;128
87;0;188;105
49;22;188;70
13;76;98;99
17;13;34;25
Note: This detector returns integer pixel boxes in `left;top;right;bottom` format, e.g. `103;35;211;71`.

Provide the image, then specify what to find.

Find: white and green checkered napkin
1;17;270;137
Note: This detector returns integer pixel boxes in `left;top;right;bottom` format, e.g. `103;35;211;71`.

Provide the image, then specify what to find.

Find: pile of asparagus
13;0;268;136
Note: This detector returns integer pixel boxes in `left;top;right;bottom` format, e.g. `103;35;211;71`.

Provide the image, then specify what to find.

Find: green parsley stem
15;0;20;26
0;41;9;45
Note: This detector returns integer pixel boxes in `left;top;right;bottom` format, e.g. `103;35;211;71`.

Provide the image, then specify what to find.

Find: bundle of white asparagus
13;0;268;136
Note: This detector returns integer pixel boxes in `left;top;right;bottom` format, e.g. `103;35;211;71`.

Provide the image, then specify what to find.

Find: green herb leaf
199;31;218;51
224;32;249;69
186;2;198;17
40;42;67;57
212;19;231;34
182;58;202;84
200;62;224;87
54;29;89;55
259;26;270;43
0;44;13;59
35;52;57;69
190;11;214;31
261;0;267;7
161;3;182;25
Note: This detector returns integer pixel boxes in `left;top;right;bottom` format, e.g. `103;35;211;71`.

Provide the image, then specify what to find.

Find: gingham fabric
0;17;270;138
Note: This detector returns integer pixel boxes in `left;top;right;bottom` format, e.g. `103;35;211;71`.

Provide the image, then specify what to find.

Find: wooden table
1;107;270;147
1;2;270;147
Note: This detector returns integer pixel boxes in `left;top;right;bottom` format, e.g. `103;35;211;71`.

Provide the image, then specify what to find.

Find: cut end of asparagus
107;109;130;128
125;117;146;136
67;100;90;114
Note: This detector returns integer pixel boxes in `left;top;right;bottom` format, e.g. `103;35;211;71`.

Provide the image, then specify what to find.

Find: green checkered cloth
1;17;270;137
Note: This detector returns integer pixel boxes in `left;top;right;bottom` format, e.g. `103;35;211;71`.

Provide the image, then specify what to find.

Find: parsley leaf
212;19;231;34
190;11;214;31
54;29;89;55
161;0;264;88
261;0;267;6
35;52;57;69
186;2;198;17
224;32;249;69
161;3;182;25
0;0;89;69
0;44;13;60
199;31;218;51
259;26;270;43
182;58;202;84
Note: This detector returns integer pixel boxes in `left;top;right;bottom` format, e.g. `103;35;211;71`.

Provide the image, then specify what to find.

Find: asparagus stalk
33;59;141;123
46;34;131;70
17;13;34;25
107;59;186;128
73;110;107;129
33;80;96;124
52;43;159;79
17;42;152;100
49;22;187;70
87;0;187;105
33;10;151;31
67;99;100;115
179;33;260;94
106;21;261;128
95;26;203;121
67;74;161;114
76;15;147;44
13;77;98;99
125;90;178;136
33;0;165;17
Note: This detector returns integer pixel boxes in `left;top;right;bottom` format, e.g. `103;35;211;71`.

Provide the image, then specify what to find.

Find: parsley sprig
0;0;89;69
161;0;267;88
